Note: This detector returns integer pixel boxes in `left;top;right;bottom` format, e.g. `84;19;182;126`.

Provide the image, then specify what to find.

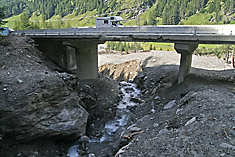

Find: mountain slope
2;0;235;29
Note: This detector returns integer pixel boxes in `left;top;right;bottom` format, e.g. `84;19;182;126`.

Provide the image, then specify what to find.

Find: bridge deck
15;25;235;44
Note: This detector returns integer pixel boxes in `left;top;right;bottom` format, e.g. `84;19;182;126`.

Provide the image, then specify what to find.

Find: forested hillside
1;0;154;19
1;0;235;29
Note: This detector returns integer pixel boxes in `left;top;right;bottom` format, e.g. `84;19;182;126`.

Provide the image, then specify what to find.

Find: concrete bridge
15;25;235;83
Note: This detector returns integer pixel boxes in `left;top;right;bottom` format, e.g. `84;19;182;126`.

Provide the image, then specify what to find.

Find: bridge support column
64;41;102;80
63;45;77;71
174;43;198;84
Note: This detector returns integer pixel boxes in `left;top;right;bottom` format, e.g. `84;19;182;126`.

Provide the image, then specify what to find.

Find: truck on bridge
96;16;123;28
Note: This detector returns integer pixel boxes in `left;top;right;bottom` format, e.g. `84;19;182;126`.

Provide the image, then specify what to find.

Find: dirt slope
98;52;235;157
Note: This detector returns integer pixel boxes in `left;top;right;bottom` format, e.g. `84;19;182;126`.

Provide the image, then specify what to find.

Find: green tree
0;7;7;26
162;6;168;25
41;14;47;29
31;22;40;30
148;9;157;25
215;0;221;22
19;12;31;30
58;17;64;28
150;44;153;50
13;20;20;30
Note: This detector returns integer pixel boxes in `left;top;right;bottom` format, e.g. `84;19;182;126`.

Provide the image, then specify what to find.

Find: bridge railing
14;25;235;37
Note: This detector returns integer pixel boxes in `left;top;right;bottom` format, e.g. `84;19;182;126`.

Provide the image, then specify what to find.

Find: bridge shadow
142;56;153;69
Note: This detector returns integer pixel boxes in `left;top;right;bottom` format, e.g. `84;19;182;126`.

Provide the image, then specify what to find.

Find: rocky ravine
0;35;120;156
0;35;235;157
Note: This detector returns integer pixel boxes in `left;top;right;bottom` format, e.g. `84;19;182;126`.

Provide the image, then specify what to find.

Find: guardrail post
174;43;198;84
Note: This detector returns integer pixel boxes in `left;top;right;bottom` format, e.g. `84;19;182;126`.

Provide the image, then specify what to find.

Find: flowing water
67;81;141;156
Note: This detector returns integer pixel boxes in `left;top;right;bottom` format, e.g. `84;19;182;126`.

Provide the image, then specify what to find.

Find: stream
67;81;141;157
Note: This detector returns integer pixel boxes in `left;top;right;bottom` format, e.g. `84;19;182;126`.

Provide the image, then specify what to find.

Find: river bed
67;81;141;156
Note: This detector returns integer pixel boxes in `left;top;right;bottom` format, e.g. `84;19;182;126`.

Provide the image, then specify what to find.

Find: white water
99;81;141;142
67;81;141;157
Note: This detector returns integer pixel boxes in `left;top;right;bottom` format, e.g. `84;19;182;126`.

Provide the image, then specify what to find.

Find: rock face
0;35;88;141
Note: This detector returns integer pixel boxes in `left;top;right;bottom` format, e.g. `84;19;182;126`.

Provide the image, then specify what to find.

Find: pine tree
31;22;40;30
215;0;221;22
18;12;32;30
162;5;168;25
148;8;157;25
14;20;20;30
41;14;47;29
150;44;153;50
0;7;7;27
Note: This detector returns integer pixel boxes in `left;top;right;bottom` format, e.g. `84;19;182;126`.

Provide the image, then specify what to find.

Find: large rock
0;35;88;141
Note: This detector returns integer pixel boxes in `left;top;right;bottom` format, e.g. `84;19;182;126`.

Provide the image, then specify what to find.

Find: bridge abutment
174;43;198;84
35;40;66;68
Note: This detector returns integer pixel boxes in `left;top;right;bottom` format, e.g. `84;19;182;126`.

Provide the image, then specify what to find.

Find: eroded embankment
99;60;142;82
99;53;235;157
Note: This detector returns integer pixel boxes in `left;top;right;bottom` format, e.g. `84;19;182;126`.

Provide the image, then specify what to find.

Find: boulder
0;36;88;141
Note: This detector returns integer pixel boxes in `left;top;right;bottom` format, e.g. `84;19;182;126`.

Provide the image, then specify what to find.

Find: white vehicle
96;16;123;28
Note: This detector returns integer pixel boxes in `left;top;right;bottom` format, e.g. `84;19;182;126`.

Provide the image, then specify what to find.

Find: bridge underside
35;39;103;80
35;39;198;83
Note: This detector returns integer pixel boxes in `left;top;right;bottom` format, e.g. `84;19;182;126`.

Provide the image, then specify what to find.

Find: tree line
0;7;7;27
1;0;235;29
147;0;235;25
0;0;155;20
106;41;160;53
195;45;235;68
2;0;234;24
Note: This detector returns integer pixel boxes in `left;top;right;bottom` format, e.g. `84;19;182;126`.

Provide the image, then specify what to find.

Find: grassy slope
3;15;21;29
182;12;225;25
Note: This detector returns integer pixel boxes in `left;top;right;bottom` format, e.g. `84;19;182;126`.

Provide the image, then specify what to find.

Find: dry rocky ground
98;50;235;156
0;35;235;157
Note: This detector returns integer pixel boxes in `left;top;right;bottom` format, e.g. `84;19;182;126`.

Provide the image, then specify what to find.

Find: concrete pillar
174;43;198;84
64;41;102;80
63;45;77;71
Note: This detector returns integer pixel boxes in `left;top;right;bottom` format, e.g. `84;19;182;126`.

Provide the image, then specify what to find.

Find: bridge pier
63;45;77;71
35;39;102;80
63;41;102;80
174;43;198;84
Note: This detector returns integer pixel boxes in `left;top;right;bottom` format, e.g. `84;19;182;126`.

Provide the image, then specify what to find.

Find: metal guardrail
13;25;235;44
14;25;235;36
15;31;233;36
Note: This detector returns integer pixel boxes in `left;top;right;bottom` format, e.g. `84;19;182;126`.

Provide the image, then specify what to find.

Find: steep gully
67;81;142;156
